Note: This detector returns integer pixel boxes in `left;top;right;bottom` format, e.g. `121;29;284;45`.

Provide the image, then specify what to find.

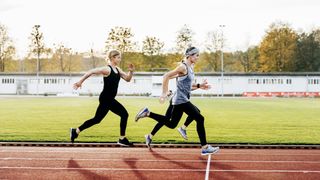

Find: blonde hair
107;50;121;61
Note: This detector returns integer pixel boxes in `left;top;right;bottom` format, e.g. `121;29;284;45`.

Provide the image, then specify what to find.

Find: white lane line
0;158;207;162
212;169;320;173
0;151;199;155
1;158;320;164
215;160;320;163
2;150;320;156
1;167;320;173
0;167;206;172
220;153;320;156
205;154;211;180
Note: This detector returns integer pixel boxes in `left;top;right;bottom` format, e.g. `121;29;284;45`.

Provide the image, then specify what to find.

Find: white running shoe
177;127;188;140
201;145;219;155
135;107;149;122
145;134;152;148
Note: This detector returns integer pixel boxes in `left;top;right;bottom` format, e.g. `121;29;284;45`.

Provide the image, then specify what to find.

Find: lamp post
219;25;225;97
34;25;41;96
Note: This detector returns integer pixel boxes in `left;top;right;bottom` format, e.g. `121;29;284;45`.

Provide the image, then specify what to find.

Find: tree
105;26;135;69
142;36;164;56
295;29;320;71
89;48;98;69
247;46;260;72
29;25;46;72
203;30;221;71
142;36;165;70
175;24;194;55
122;52;145;71
259;22;298;72
52;43;72;72
235;46;260;72
0;23;15;72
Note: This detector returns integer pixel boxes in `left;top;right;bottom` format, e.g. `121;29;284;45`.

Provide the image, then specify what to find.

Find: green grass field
0;96;319;145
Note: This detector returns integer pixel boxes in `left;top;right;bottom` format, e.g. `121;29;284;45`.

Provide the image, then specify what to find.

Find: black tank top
100;65;120;100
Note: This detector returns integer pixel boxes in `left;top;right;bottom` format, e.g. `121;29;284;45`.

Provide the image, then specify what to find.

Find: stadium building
0;72;319;97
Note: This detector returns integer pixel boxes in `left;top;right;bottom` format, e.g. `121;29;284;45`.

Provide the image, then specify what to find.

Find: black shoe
70;128;78;143
117;137;133;147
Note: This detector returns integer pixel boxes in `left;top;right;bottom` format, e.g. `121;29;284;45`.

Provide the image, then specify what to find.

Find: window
1;78;15;84
152;83;162;88
286;79;292;84
308;79;320;85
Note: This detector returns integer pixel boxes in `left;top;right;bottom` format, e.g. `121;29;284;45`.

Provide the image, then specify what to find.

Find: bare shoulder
176;63;187;74
165;63;187;78
99;66;111;76
115;66;123;72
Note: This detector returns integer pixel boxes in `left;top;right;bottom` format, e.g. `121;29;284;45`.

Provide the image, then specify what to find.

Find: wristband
197;83;200;88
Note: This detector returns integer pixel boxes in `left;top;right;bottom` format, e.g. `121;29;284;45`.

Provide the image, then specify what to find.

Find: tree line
0;22;319;73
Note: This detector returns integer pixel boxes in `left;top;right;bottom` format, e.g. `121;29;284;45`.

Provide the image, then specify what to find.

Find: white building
0;72;319;97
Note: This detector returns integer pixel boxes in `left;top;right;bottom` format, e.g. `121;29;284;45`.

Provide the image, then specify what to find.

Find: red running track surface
1;146;320;180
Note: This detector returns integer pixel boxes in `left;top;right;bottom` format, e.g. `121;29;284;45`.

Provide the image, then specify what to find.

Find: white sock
181;125;187;130
202;145;208;149
120;136;125;140
149;134;153;139
76;128;80;134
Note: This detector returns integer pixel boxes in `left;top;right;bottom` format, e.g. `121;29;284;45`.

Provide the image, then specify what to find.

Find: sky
0;0;319;58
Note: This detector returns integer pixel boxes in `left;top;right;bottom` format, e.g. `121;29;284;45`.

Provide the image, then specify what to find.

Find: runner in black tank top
100;65;120;100
70;50;134;146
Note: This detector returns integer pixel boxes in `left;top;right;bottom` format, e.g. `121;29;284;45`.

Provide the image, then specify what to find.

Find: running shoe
135;107;149;122
145;134;152;148
177;127;188;140
201;145;219;155
117;137;133;147
70;128;78;143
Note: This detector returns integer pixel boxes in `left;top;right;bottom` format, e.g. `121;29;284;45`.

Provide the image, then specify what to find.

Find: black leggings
150;103;199;136
149;102;207;146
78;99;129;136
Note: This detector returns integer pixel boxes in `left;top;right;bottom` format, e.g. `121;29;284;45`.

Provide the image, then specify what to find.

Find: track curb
1;142;320;149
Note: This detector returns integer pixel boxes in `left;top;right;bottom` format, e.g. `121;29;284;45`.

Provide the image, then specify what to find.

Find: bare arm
159;64;187;103
169;74;179;79
191;79;211;91
118;64;134;82
73;67;110;90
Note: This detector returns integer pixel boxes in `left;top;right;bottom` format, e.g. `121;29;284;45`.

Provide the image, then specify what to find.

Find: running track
1;146;320;179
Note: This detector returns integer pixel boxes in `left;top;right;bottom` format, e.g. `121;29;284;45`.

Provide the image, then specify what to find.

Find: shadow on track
67;158;110;179
123;158;148;180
